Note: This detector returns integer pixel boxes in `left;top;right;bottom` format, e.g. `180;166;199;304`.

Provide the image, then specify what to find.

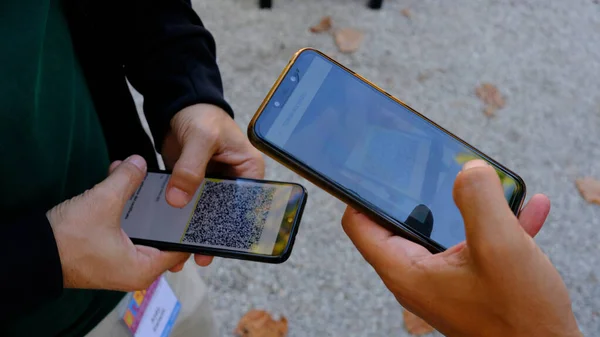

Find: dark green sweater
0;0;124;335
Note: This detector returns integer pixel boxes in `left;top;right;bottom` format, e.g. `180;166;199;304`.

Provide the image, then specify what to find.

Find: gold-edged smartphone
248;48;525;252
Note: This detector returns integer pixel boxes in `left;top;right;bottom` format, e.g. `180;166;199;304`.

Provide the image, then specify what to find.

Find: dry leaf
334;28;364;54
475;83;505;117
401;8;412;18
475;83;505;108
234;310;288;337
310;16;332;33
403;309;435;336
483;105;497;117
417;72;432;82
575;177;600;205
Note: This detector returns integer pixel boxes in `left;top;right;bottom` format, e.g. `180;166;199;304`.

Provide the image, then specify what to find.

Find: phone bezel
128;169;308;264
247;47;526;253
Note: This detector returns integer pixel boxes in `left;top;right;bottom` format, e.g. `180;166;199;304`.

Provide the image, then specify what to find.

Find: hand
47;155;189;291
342;160;582;337
161;104;265;268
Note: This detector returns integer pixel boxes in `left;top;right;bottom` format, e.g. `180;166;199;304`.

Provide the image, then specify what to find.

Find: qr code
182;180;276;249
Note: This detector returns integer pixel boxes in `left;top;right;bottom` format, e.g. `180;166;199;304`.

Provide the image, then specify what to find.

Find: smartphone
120;170;308;263
248;48;526;253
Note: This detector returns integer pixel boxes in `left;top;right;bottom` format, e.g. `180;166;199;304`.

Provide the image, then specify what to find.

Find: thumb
453;159;521;252
96;155;147;208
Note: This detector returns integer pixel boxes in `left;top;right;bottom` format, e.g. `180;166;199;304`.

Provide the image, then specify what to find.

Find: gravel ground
186;0;600;335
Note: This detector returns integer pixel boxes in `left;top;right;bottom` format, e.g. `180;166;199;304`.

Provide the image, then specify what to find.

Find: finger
453;160;520;249
341;207;427;271
194;254;214;267
518;194;551;238
98;155;147;206
166;129;217;208
108;160;122;174
136;245;189;277
168;260;186;273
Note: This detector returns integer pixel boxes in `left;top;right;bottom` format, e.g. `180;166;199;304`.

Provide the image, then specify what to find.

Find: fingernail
167;187;190;206
462;159;489;171
126;155;146;171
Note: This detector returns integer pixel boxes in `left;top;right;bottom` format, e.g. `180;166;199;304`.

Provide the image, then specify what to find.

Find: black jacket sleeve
120;0;234;153
0;213;63;316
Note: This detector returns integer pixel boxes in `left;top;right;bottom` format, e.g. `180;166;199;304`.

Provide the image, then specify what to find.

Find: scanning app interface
257;51;521;249
121;173;299;256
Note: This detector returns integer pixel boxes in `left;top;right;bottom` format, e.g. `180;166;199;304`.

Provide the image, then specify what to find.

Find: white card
121;276;181;337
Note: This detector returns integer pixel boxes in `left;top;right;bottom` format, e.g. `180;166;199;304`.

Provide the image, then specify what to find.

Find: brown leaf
401;8;412;18
234;310;288;337
483;105;497;117
475;83;505;107
417;72;432;82
575;177;600;205
475;83;505;117
333;28;364;54
403;309;435;336
310;16;332;33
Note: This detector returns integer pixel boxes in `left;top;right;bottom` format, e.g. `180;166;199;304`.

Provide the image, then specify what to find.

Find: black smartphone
248;48;526;253
120;170;308;263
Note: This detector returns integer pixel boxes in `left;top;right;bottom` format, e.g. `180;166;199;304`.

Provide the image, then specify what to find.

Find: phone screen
253;49;524;249
121;172;305;257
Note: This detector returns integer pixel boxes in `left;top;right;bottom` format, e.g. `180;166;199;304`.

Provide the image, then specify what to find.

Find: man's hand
161;104;265;267
47;155;189;291
342;160;582;337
